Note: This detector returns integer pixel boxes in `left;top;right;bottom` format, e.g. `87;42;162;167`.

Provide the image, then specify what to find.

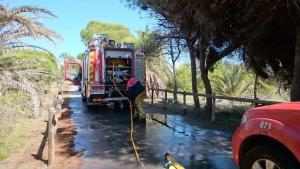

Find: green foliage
0;49;59;119
80;21;136;44
76;52;85;61
0;50;59;90
0;3;61;160
136;30;163;60
135;29;169;87
172;64;205;92
0;90;31;160
59;52;77;62
148;56;172;81
211;63;253;97
128;0;300;101
175;64;192;92
2;50;58;74
0;90;31;117
0;118;29;160
256;79;277;99
173;62;283;99
210;62;283;99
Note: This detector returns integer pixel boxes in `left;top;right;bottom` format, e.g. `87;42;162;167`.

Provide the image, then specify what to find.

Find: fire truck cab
81;34;144;107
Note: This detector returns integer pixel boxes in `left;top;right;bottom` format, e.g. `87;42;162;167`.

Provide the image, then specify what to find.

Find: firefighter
124;75;146;121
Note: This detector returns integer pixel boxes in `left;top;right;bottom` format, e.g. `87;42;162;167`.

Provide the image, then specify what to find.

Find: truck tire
82;86;87;102
81;93;86;102
122;100;130;110
86;100;93;109
242;145;299;169
112;102;119;110
85;96;93;109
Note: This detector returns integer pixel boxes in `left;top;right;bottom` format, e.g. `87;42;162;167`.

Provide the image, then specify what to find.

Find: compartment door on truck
135;53;144;84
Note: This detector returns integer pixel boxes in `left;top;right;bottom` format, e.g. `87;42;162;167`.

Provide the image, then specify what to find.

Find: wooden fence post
151;88;154;105
253;97;259;107
183;91;187;114
48;107;55;166
211;94;216;122
163;90;167;109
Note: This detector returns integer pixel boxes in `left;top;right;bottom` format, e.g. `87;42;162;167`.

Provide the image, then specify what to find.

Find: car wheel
242;145;299;169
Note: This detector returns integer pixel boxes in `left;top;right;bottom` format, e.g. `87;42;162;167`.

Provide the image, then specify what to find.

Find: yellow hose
112;63;145;168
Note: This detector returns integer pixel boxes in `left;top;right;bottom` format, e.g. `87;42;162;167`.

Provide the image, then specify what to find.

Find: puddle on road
208;155;237;169
67;90;237;169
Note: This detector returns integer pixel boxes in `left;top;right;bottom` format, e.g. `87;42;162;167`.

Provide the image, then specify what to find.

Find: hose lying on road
112;65;185;169
112;64;145;168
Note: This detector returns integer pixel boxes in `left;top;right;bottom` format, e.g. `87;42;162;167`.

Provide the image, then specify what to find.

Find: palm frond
10;6;56;18
212;64;253;97
0;71;40;117
2;42;54;54
0;4;63;53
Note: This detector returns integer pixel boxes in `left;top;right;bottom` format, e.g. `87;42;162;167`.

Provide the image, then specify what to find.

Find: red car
232;102;300;169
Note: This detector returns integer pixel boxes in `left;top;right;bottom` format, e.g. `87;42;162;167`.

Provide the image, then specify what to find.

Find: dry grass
0;82;61;160
0;91;32;159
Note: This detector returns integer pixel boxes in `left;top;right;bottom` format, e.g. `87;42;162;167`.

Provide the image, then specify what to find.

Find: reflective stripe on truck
89;51;96;84
95;49;103;84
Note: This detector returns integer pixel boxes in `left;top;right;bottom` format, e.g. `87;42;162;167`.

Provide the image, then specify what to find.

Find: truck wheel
122;100;130;110
242;145;299;169
113;101;124;110
82;87;87;102
86;101;93;109
81;93;86;102
86;104;93;109
86;97;93;109
119;101;124;110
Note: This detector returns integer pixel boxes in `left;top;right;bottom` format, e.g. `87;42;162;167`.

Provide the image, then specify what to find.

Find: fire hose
112;64;145;169
111;64;184;169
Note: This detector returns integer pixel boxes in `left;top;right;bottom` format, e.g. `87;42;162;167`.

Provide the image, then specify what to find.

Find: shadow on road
31;121;48;164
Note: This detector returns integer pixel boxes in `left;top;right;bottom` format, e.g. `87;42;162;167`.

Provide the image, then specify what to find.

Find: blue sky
7;0;156;58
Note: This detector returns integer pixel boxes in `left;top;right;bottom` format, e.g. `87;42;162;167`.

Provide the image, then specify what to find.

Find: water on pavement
66;87;238;169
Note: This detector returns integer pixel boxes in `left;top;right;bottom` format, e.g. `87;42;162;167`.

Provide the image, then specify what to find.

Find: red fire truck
81;34;145;108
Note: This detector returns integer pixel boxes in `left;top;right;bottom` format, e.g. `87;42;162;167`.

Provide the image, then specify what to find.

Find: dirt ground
0;81;82;169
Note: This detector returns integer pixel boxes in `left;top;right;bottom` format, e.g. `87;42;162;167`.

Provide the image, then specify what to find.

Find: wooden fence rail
150;88;282;122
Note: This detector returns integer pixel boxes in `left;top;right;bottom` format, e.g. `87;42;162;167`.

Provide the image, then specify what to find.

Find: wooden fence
150;88;282;122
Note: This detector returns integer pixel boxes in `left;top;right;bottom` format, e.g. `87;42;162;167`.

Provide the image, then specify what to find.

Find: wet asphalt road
67;87;238;169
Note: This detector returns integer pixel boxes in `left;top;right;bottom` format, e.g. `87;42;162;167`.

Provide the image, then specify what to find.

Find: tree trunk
187;41;200;110
172;61;178;103
276;80;282;96
196;36;212;116
291;27;300;101
200;62;212;116
253;73;259;106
